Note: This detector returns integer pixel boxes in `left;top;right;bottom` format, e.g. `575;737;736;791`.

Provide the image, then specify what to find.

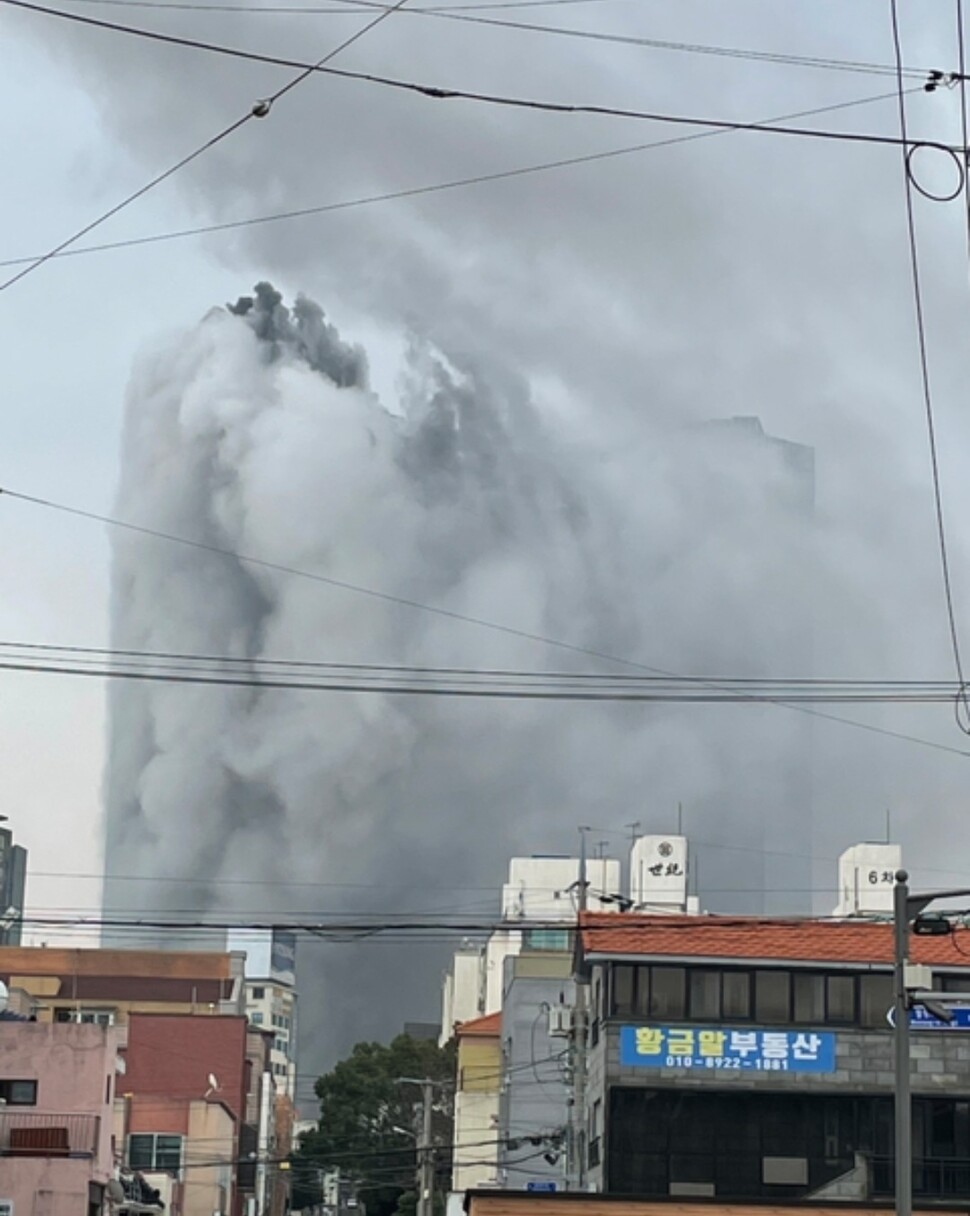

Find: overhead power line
6;655;969;702
2;484;968;757
0;90;920;272
1;637;964;688
0;0;413;293
888;0;970;737
0;641;964;702
46;0;936;84
2;0;951;157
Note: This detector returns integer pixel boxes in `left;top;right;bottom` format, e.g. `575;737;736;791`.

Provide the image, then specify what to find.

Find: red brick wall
126;1014;249;1123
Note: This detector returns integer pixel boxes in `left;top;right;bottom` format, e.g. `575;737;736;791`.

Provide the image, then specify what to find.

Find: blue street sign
526;1183;558;1193
886;1004;970;1029
620;1025;836;1073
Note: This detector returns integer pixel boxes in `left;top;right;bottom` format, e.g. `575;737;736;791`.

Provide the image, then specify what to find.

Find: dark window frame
0;1079;37;1105
606;963;892;1028
128;1133;183;1173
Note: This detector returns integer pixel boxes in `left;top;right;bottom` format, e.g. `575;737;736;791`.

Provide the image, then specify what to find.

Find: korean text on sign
620;1026;836;1073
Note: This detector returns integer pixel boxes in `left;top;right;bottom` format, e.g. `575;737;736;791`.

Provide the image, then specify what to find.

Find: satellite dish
0;981;9;1014
108;1179;125;1203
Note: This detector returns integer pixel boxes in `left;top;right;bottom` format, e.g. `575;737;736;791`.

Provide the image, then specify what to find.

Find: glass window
0;1080;37;1105
827;975;856;1023
690;970;721;1020
755;971;790;1023
793;973;825;1023
251;1012;264;1025
251;987;265;1000
129;1135;154;1170
129;1133;183;1172
860;974;894;1027
612;964;635;1015
650;967;686;1019
523;929;571;951
156;1136;183;1172
634;966;651;1017
722;971;751;1019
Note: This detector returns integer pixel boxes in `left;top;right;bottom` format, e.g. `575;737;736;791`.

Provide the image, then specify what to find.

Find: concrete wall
184;1100;235;1216
498;956;573;1190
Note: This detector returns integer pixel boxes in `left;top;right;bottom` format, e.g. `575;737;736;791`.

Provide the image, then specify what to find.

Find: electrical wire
889;0;970;737
2;485;968;756
5;652;970;703
0;0;413;293
2;0;951;157
3;636;968;689
0;90;922;272
42;0;938;85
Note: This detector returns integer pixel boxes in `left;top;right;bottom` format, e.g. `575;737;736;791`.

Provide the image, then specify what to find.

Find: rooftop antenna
625;821;641;845
886;808;892;844
677;802;684;834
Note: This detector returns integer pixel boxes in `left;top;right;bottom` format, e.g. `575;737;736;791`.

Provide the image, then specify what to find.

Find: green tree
293;1035;456;1216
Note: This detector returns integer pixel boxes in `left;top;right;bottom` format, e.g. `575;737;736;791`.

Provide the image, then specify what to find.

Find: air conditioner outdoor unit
548;1007;573;1037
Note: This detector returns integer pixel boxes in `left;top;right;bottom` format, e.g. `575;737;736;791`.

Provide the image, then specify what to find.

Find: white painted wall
833;843;902;916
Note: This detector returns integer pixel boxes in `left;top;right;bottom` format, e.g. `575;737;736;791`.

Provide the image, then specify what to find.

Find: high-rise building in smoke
0;818;27;946
669;416;816;915
100;285;823;1065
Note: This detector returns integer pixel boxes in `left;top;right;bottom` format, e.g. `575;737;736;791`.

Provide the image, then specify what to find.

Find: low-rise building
441;857;622;1045
464;1192;967;1216
454;1012;502;1193
120;1011;284;1216
578;911;970;1201
0;1019;121;1216
0;946;245;1028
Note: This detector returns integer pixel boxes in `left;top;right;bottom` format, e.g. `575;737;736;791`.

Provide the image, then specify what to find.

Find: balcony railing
870;1155;970;1199
0;1111;100;1158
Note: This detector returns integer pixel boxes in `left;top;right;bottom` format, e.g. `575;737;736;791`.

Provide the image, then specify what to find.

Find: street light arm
905;886;970;919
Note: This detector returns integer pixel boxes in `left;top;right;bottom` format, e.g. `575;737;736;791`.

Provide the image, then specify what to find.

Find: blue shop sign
886;1004;970;1030
619;1025;837;1073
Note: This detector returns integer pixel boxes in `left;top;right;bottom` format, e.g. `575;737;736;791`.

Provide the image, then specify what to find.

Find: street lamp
893;871;970;1216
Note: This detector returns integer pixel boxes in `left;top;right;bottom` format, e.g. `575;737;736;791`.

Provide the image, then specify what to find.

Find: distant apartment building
0;818;27;946
0;1019;121;1216
0;946;245;1027
226;929;299;1100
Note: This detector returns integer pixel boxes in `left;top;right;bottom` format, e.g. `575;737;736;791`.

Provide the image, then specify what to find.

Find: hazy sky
5;0;970;1039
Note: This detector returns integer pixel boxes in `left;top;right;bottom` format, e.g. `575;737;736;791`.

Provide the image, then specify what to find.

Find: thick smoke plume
104;280;967;1072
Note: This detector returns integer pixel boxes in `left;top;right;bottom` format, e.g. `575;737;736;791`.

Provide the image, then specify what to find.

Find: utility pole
570;827;590;1192
891;872;970;1216
893;873;912;1216
419;1078;434;1216
398;1077;437;1216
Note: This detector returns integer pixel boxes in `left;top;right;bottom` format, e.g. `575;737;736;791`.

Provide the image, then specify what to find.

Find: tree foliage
293;1035;456;1216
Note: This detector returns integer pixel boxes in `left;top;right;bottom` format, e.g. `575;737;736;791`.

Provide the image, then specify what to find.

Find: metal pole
894;870;912;1216
418;1079;434;1216
571;828;589;1192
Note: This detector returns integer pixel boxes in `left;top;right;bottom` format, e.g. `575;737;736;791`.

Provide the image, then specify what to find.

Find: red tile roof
579;912;970;967
457;1011;502;1037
